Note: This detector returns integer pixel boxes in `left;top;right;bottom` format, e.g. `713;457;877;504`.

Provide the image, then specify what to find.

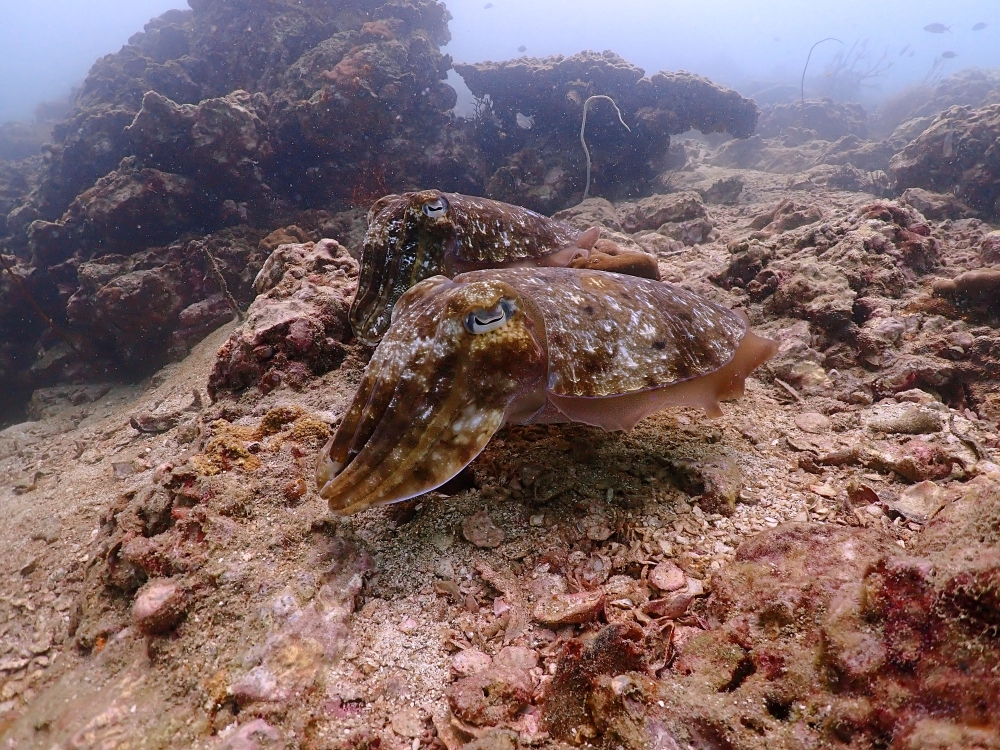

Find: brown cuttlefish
318;267;778;515
349;190;657;345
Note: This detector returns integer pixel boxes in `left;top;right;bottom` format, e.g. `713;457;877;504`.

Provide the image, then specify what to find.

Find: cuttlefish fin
546;328;779;432
575;226;602;250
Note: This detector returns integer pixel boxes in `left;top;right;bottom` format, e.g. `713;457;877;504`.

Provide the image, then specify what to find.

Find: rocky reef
455;51;759;213
3;184;1000;746
756;98;869;141
12;0;457;230
655;483;1000;748
0;0;458;422
208;238;359;397
0;0;763;425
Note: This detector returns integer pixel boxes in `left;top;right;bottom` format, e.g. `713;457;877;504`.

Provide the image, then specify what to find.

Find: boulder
890;104;1000;218
208;239;358;397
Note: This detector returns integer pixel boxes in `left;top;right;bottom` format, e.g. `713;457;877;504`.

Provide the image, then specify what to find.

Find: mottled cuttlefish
319;267;777;515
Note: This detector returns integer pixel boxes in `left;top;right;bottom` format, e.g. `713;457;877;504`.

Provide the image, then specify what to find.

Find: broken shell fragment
532;590;606;626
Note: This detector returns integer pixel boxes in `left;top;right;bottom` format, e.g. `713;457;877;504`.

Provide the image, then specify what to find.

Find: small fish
515;112;534;129
941;50;958;59
350;191;602;344
484;2;493;7
318;267;778;514
899;44;910;56
923;23;951;33
909;50;916;57
518;45;527;52
973;22;988;31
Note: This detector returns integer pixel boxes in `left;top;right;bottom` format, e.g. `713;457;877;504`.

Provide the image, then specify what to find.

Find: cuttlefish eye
421;197;449;218
464;299;516;334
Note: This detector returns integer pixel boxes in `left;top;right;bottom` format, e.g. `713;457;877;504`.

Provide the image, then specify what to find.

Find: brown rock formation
454;50;758;212
890;103;1000;218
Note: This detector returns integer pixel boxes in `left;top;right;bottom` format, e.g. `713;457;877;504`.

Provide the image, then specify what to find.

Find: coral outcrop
703;71;1000;182
651;477;1000;748
0;0;460;421
890;103;1000;219
756;98;869;141
917;67;1000;112
12;0;461;233
454;51;758;213
208;238;359;397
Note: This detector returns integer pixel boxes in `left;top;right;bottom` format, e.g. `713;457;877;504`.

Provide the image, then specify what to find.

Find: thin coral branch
924;56;949;85
819;39;893;99
580;95;631;201
472;94;493;123
830;40;892;87
201;243;246;322
801;37;843;104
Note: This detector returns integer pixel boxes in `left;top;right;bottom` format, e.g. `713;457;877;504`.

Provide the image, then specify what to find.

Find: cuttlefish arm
320;267;777;515
452;226;602;273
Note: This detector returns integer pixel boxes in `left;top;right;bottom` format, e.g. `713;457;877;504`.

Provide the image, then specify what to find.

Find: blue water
0;0;997;123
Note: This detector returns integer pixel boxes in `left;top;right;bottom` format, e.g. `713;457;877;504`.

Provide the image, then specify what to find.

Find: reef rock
646;476;1000;748
890;103;1000;218
454;50;758;212
892;67;1000;125
0;0;463;417
267;6;467;206
123;89;273;206
29;162;216;267
208;239;358;397
900;187;978;220
62;228;265;372
757;98;869;141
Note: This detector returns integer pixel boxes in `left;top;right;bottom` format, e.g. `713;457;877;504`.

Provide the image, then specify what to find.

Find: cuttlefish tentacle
320;267;778;515
349;190;603;345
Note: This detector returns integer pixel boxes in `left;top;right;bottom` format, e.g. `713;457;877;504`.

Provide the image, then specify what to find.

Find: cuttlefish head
349;190;458;346
319;275;547;515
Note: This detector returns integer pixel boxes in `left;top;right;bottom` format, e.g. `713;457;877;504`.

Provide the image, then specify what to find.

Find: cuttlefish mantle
319;267;778;515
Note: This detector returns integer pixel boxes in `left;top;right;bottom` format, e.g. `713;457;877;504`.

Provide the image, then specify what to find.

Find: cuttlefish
350;190;609;345
319;267;777;515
